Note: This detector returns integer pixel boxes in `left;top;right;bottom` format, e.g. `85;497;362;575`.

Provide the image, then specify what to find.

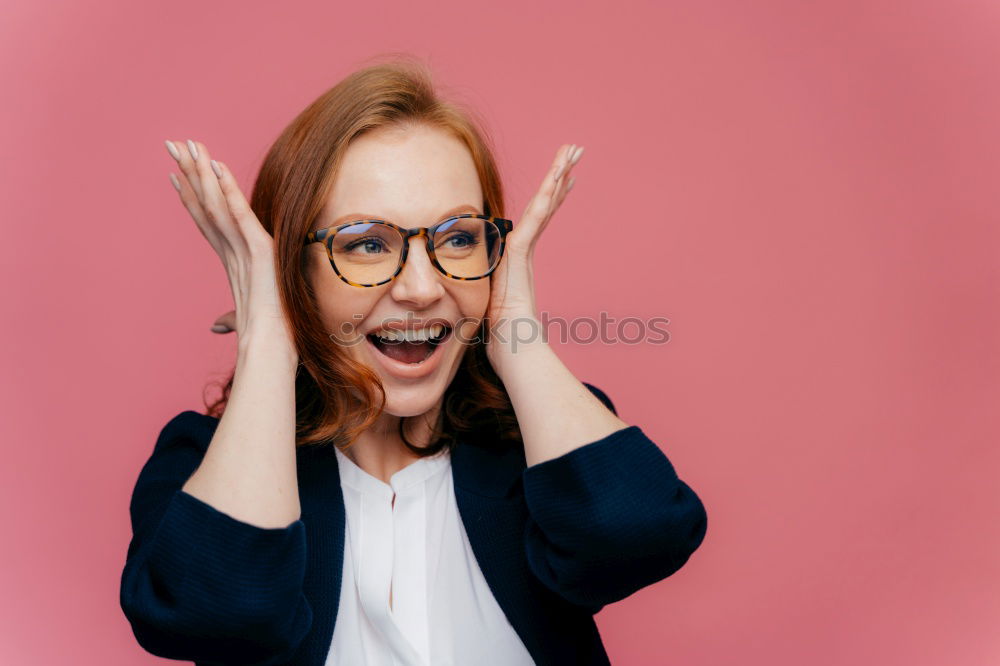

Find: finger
540;144;578;208
185;140;247;248
211;310;237;334
167;139;205;205
550;155;580;212
516;144;580;239
549;175;575;222
210;158;272;251
169;139;241;251
167;160;225;252
541;146;583;227
553;143;578;183
187;140;231;219
551;144;581;201
166;139;230;249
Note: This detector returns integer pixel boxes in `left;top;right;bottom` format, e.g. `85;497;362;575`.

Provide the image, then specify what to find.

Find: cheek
310;270;378;340
452;281;490;340
455;281;490;319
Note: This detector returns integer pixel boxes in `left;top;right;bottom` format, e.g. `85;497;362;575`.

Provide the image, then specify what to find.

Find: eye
434;230;479;250
446;232;476;248
344;237;389;254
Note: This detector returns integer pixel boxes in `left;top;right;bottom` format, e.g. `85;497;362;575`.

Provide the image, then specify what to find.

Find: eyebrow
327;203;483;229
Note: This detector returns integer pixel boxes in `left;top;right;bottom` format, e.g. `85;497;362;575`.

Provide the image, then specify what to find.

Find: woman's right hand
165;139;294;352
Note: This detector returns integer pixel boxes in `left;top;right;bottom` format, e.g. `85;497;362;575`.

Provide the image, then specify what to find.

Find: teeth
374;324;446;342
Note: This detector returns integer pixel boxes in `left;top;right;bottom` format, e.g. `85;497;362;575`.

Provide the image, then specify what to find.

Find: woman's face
305;123;490;417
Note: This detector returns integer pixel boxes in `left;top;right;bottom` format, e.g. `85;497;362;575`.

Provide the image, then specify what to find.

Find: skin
195;123;628;485
305;124;492;478
156;123;697;626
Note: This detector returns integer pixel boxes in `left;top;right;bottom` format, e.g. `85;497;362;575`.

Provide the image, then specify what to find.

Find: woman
119;59;708;666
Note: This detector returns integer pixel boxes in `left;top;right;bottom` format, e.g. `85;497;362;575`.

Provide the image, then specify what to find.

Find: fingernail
210;324;230;333
187;139;199;160
570;146;584;165
211;159;223;178
169;173;181;191
165;140;181;161
567;176;576;191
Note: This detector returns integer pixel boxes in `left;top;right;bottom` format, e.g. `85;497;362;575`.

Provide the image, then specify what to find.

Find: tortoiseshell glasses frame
303;213;514;288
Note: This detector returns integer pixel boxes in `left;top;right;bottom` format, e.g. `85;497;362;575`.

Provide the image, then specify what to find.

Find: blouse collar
333;445;451;496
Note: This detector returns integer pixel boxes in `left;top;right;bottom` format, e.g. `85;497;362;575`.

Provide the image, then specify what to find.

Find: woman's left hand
485;143;584;372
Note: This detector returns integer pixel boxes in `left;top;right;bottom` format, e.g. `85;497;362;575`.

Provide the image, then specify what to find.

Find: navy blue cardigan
120;384;707;665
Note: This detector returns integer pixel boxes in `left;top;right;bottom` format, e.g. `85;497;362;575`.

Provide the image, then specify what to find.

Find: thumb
210;310;237;334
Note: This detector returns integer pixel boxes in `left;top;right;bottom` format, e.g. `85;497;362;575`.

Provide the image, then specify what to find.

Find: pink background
2;0;997;663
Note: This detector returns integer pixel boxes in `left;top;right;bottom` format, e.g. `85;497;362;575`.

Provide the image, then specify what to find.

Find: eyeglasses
304;214;514;287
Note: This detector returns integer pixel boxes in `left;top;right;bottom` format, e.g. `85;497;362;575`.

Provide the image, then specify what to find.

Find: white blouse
326;444;535;666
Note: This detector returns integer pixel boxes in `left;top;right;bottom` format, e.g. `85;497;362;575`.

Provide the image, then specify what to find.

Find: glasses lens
432;217;501;278
329;222;404;284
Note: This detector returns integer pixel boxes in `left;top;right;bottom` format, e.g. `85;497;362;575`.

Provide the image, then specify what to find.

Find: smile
364;324;453;379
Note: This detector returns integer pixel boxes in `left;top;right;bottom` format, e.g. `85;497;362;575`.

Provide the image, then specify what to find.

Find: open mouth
366;325;452;365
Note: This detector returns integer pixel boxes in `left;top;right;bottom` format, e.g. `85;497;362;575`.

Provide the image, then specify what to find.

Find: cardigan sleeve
119;411;313;666
521;384;708;614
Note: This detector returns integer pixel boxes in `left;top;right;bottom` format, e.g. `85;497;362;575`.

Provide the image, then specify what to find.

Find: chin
379;379;452;418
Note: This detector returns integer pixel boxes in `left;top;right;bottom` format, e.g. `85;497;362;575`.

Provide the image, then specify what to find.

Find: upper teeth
375;324;446;342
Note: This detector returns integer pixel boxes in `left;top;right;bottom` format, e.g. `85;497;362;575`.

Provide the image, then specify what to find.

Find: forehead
320;124;483;227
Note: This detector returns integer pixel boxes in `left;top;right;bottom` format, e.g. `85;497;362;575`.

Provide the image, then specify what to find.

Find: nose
389;238;446;308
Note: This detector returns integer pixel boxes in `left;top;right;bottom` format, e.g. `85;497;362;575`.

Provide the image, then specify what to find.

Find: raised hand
485;143;583;371
164;139;293;351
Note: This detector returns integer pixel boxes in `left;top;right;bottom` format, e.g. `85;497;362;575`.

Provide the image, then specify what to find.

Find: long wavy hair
204;56;520;457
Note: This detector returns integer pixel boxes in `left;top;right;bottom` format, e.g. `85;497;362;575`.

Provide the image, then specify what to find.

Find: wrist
238;322;299;366
488;321;551;381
